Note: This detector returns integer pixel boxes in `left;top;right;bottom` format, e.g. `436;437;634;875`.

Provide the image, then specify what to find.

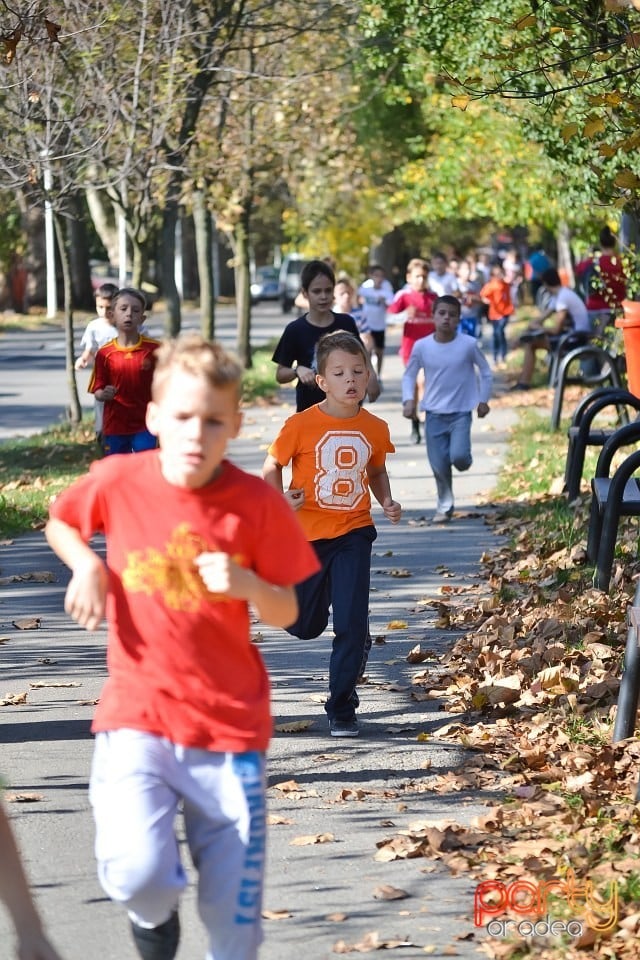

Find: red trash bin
616;300;640;398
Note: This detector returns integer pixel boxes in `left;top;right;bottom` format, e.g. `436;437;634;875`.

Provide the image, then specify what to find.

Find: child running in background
402;296;492;523
333;277;370;349
0;796;63;960
271;259;380;411
357;264;395;383
89;287;160;455
263;331;401;738
75;282;119;447
480;263;514;367
46;334;319;960
387;258;437;443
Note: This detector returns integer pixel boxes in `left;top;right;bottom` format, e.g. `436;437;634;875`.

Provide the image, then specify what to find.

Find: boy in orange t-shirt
480;263;514;365
263;331;401;738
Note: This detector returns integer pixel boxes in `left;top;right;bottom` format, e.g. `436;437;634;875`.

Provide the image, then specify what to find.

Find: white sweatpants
89;730;266;960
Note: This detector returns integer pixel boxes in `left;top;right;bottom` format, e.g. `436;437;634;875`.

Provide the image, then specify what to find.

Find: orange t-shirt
268;404;395;542
480;278;513;321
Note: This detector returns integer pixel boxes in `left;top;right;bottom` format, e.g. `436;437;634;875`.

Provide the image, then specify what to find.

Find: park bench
612;587;640;800
586;420;640;591
563;387;640;502
550;340;623;430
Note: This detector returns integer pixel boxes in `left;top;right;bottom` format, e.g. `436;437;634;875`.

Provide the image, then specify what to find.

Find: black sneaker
510;382;530;391
329;718;359;738
130;911;180;960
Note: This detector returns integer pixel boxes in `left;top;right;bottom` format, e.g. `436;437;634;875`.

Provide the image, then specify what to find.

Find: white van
278;254;310;313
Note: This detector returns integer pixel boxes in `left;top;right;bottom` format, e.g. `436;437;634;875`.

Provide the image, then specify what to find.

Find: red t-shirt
268;405;395;542
576;254;626;311
89;336;160;435
387;290;437;364
49;453;320;751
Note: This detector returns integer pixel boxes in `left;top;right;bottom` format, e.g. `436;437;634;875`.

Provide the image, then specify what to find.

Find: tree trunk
68;194;94;310
193;190;215;339
160;198;181;336
18;187;47;307
234;205;252;368
86;187;119;265
54;213;82;424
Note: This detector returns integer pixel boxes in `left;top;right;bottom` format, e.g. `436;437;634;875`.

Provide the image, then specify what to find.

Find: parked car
278;254;309;313
250;265;279;304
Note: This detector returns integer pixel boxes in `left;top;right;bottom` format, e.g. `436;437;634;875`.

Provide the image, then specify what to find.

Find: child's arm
0;802;63;960
194;553;298;628
74;348;95;370
401;346;422;418
94;385;117;402
276;363;317;387
366;464;402;523
262;454;305;510
44;519;108;631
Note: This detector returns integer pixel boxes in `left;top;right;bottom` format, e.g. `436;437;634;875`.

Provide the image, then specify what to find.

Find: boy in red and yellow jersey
263;331;401;738
89;287;160;455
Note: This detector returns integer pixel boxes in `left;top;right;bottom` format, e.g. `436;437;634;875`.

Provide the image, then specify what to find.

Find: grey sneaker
329;718;359;738
432;511;452;524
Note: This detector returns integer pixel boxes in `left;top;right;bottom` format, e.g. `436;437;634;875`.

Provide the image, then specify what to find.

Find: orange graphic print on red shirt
122;522;245;610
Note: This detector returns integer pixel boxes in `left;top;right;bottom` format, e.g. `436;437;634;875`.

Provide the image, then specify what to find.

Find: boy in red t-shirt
263;331;401;738
480;264;514;366
387;259;438;442
89;287;160;455
46;335;319;960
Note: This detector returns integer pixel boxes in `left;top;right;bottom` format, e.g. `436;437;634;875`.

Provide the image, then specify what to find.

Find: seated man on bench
511;267;592;390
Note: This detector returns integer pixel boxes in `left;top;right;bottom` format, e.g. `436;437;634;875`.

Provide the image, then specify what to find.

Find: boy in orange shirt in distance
480;263;514;367
263;331;401;738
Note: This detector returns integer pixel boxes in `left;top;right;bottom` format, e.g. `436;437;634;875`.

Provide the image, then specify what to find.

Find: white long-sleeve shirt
401;332;493;413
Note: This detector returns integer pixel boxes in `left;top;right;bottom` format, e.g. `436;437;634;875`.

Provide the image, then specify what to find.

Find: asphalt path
0;309;518;960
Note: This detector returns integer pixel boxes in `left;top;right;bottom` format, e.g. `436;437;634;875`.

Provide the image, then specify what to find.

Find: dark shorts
369;329;385;349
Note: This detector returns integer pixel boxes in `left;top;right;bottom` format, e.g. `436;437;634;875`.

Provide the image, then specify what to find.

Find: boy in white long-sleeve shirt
402;295;492;523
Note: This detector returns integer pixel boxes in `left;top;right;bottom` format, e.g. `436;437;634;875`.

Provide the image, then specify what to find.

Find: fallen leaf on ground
30;681;81;688
6;793;43;803
0;571;55;584
290;832;335;845
387;620;408;630
12;617;42;630
0;691;28;705
261;909;291;920
372;884;410;901
274;719;313;733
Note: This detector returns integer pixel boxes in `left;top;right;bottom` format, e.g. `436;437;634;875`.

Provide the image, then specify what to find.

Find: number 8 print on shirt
269;404;394;542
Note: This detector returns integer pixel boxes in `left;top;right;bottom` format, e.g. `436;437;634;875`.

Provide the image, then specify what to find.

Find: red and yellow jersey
268;404;395;541
89;336;160;435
